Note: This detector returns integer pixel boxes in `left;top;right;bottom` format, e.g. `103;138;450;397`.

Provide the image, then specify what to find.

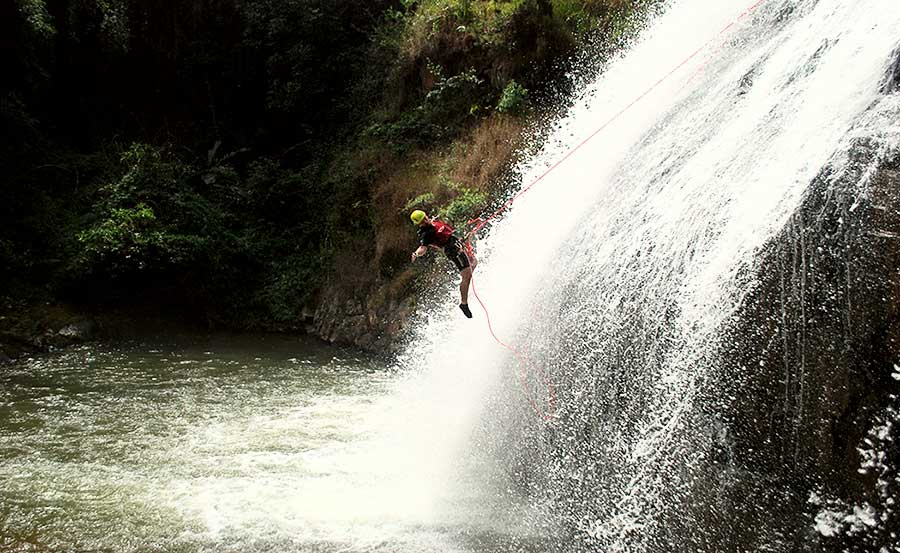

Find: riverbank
0;302;96;363
0;301;350;364
0;298;406;366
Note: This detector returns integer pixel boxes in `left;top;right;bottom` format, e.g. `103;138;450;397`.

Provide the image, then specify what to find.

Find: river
0;335;547;552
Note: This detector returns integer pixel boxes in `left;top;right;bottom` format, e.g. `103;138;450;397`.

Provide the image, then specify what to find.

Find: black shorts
444;239;470;271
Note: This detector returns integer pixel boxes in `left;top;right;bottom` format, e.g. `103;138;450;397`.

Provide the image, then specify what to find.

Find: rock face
310;275;418;353
706;137;900;551
620;141;900;551
592;129;900;552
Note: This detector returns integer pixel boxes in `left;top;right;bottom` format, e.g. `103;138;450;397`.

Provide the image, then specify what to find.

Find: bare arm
411;245;428;261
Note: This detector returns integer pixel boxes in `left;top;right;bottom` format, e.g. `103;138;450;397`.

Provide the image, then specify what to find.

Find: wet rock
310;269;417;354
708;138;900;551
0;331;38;360
58;319;96;341
880;45;900;94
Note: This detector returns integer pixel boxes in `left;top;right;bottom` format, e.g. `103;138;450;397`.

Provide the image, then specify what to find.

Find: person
409;209;478;318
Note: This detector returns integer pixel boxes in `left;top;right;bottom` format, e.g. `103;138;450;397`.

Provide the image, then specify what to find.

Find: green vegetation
497;80;529;114
1;0;660;332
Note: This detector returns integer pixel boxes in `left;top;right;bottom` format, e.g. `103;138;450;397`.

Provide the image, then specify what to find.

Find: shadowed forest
2;0;658;338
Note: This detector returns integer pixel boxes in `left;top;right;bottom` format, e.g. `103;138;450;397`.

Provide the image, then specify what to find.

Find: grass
367;111;525;284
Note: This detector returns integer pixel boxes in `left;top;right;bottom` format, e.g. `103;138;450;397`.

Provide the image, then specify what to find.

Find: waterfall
394;0;900;550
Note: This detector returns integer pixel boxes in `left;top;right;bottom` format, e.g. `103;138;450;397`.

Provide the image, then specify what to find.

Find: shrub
404;192;437;212
70;143;230;282
77;203;158;268
437;183;487;229
257;253;325;323
496;79;528;114
365;66;488;145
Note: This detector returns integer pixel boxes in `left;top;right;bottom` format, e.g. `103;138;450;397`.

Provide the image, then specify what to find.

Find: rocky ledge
0;303;97;364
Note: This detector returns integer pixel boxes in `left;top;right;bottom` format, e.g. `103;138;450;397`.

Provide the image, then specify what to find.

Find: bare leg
459;267;472;304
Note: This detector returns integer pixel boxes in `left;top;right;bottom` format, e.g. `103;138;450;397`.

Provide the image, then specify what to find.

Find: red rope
462;0;769;421
466;240;557;421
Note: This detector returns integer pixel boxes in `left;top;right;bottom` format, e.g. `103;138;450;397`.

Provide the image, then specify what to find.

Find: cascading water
397;0;900;550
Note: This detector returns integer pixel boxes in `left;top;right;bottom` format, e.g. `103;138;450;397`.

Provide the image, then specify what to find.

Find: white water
388;0;900;549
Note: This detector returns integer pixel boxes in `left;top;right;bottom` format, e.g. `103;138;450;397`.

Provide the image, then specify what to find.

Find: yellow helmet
410;210;426;225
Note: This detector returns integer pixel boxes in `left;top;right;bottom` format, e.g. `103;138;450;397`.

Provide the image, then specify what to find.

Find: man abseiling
409;210;478;318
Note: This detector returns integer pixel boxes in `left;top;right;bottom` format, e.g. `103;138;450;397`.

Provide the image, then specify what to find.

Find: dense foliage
2;0;659;328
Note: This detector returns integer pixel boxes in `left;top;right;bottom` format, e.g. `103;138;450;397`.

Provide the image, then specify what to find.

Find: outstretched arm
411;245;428;261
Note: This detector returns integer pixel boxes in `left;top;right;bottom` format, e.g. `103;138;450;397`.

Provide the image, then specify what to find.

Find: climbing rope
462;0;770;421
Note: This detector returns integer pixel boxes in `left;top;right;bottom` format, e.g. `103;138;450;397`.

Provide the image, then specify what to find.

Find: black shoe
459;303;473;318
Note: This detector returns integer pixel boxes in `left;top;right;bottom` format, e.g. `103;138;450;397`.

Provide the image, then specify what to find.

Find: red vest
431;219;455;247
